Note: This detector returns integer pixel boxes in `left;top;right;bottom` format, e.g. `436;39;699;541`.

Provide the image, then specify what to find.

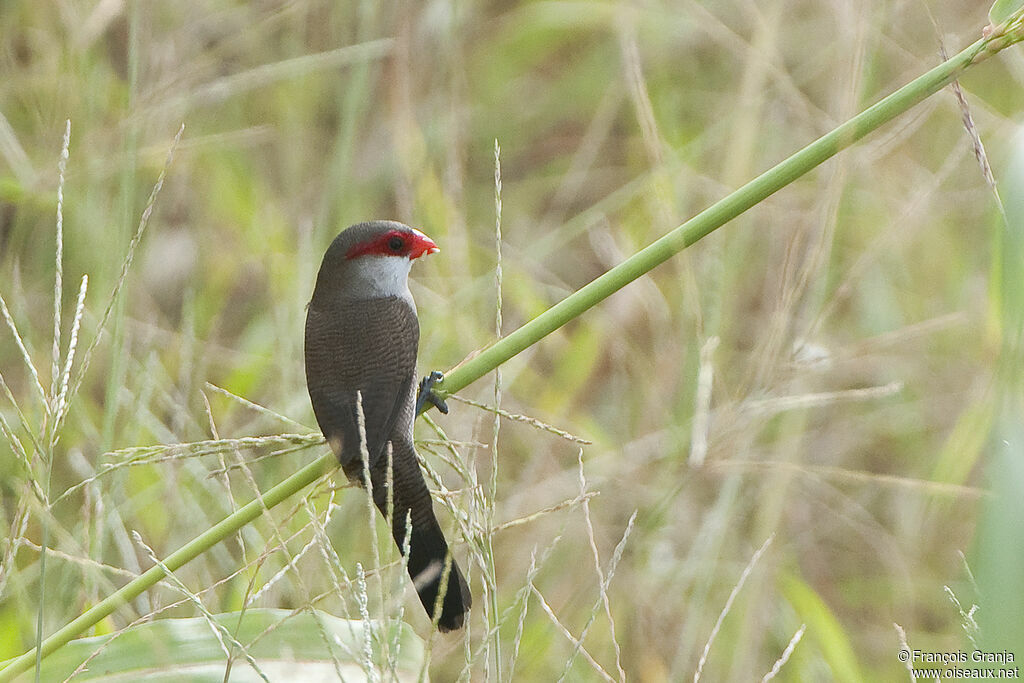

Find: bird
304;220;471;632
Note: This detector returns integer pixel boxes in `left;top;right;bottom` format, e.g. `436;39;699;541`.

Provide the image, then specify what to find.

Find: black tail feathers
404;524;472;632
369;450;471;631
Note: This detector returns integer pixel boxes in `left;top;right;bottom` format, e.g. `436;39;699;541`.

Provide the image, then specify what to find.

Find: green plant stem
0;454;337;682
3;22;1020;683
428;31;1002;403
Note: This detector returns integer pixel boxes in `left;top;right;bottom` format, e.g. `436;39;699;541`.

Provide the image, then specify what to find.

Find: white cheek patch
349;254;414;302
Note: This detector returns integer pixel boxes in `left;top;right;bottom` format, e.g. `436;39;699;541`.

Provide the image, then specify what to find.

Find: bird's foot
416;370;449;415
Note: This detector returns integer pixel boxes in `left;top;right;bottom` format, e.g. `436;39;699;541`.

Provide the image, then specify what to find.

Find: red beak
408;228;440;260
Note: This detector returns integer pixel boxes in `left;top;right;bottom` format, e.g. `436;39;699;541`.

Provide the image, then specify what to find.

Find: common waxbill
304;220;471;631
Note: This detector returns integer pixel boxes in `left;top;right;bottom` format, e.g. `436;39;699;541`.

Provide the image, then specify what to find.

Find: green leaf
990;0;1024;26
973;420;1024;655
930;401;994;488
971;123;1024;657
782;574;863;683
1;609;423;682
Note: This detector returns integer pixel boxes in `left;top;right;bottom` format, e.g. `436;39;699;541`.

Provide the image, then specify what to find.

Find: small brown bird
304;221;471;631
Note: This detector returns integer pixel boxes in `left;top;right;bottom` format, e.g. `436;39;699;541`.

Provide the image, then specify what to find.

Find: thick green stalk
429;32;1001;401
3;21;1021;682
0;454;337;682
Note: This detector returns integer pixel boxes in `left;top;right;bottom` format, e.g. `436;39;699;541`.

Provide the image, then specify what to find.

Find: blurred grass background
1;1;1022;680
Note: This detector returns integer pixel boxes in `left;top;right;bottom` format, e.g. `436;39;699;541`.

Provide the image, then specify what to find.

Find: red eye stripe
345;229;439;260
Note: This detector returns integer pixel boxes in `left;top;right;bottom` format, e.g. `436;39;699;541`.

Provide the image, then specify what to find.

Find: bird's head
311;221;439;304
343;223;439;261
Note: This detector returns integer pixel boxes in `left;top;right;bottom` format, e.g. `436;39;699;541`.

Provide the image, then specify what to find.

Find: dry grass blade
17;538;141;581
0;109;35;185
49;433;321;507
531;583;616;683
106;433;321;462
893;623;915;682
418;415;475;489
506;545;547;681
490;492;599;534
935;37;1001;206
742;381;903;417
0;503;31;597
303;493;350;600
957;550;979;594
204;382;309;430
0;413;44;503
65;123;184;412
52;275;87;432
943;585;979;647
0;293;48;414
205;441;326;478
352;390;386;634
494;140;503;344
0;372;46;463
50;119;70;405
486;136;505;678
558;508;636;683
387;519;412;681
353;564;376;681
576;447;624;681
760;623;806;682
690;336;719;468
245;502;338;606
448;394;592;444
694;534;775;683
711;459;987;498
186;40;393;108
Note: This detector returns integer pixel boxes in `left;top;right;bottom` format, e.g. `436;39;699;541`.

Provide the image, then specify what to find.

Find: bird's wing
305;294;471;630
304;296;419;472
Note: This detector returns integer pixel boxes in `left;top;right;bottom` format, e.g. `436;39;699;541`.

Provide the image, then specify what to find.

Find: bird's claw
416;370;449;414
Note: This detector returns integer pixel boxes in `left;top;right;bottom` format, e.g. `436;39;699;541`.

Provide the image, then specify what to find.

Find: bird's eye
387;236;405;252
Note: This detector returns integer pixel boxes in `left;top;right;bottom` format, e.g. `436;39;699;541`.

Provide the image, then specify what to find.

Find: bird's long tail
370;441;471;632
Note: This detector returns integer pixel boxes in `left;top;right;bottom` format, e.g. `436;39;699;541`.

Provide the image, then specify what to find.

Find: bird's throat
323;254;415;305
